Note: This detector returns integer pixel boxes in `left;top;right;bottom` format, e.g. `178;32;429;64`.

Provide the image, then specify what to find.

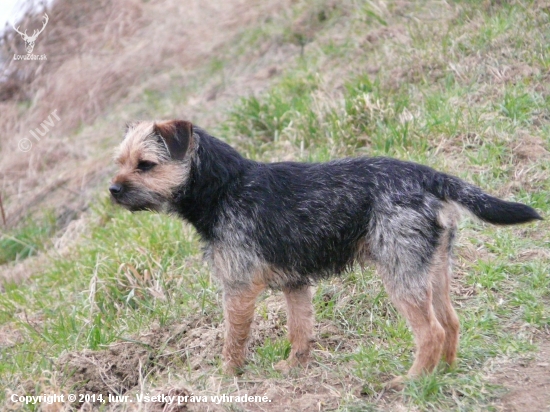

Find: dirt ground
490;338;550;412
55;295;351;411
53;290;550;411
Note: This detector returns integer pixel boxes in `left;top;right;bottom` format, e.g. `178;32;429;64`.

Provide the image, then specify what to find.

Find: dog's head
110;120;194;212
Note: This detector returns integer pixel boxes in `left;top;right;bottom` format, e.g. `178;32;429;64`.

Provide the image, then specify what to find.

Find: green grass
0;212;57;265
0;201;219;383
1;1;550;411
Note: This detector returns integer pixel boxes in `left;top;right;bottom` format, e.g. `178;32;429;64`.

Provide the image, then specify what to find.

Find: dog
110;119;541;386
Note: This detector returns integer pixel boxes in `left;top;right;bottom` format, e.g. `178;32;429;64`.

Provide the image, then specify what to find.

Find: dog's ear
153;120;193;161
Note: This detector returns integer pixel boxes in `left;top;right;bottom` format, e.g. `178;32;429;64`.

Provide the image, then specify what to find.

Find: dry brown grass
0;0;292;230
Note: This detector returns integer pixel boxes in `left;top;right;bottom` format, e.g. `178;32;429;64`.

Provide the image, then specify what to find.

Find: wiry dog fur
110;120;541;385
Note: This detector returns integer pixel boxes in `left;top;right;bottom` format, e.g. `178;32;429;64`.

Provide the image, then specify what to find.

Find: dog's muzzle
109;183;123;197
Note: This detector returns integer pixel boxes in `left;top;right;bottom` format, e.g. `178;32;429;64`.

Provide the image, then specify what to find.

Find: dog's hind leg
390;288;445;377
430;226;460;366
382;280;445;390
222;282;265;374
275;285;315;372
371;205;446;387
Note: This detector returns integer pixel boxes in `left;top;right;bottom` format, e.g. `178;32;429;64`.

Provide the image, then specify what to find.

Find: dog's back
179;136;540;289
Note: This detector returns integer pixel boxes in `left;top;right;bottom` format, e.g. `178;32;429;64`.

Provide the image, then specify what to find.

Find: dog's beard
111;189;166;213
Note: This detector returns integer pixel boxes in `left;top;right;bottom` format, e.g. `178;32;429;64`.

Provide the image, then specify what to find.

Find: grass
1;0;549;411
0;212;57;265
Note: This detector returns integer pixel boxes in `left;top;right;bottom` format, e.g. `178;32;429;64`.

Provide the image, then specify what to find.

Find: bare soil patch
489;339;550;412
58;316;220;394
511;134;549;163
56;294;360;411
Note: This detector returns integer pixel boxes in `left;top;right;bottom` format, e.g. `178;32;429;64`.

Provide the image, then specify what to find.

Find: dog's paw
223;361;244;375
274;353;310;374
384;376;405;391
274;359;292;374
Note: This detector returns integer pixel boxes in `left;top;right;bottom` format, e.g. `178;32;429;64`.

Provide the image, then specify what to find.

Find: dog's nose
109;183;123;196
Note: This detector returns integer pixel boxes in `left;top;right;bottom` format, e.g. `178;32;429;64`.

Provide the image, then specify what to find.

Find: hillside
0;1;549;411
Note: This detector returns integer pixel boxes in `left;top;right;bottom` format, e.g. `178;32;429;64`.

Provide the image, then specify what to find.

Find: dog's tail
425;172;542;225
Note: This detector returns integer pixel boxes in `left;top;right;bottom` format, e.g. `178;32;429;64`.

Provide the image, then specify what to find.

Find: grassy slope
1;1;549;411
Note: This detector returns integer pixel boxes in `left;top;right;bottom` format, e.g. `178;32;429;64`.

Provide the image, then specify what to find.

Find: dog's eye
137;160;157;172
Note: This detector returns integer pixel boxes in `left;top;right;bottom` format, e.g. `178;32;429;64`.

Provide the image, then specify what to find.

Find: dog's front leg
275;285;315;372
222;282;265;374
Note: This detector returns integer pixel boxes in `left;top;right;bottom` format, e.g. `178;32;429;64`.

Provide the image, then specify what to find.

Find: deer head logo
13;13;49;54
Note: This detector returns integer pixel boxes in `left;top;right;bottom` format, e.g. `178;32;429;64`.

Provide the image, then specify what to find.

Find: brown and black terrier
110;119;541;387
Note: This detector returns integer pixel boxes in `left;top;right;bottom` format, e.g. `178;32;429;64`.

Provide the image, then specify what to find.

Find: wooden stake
0;194;6;226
